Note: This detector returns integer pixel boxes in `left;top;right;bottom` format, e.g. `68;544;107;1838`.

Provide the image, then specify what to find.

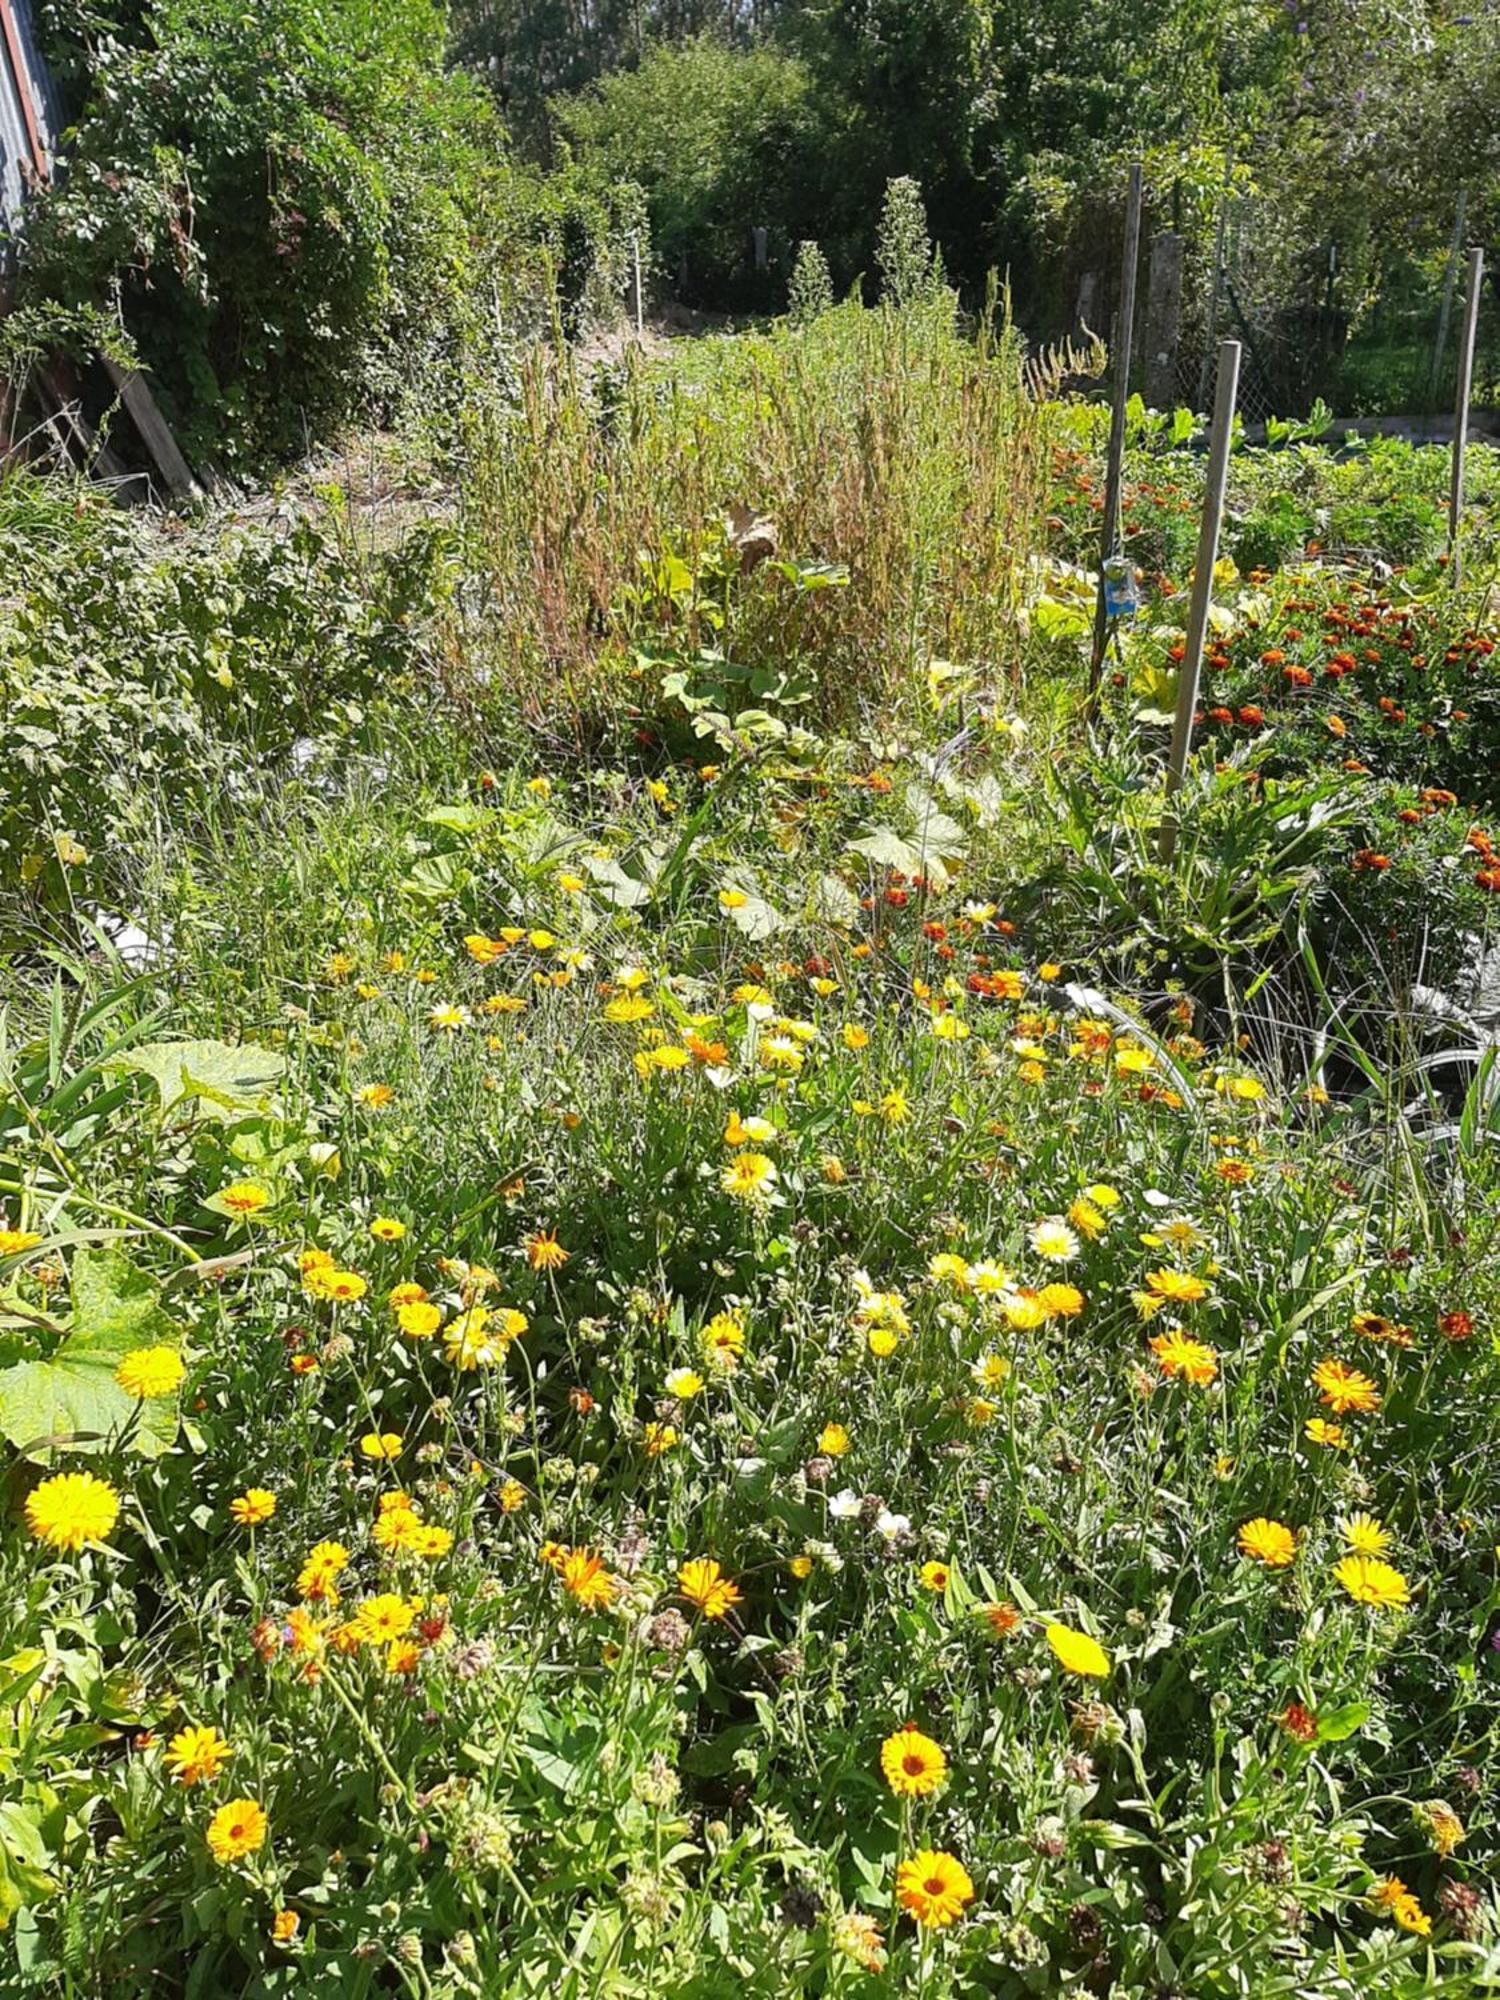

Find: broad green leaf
399;852;464;902
423;804;490;836
0;1249;181;1460
107;1039;284;1124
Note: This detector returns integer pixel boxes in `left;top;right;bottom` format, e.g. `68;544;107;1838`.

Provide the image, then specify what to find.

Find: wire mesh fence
1077;183;1499;426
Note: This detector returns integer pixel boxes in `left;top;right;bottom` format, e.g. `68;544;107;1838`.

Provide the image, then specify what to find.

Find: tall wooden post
631;232;644;340
1447;246;1484;587
1161;339;1241;863
1089;161;1144;694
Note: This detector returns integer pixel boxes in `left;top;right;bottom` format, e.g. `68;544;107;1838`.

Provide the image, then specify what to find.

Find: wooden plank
100;354;202;501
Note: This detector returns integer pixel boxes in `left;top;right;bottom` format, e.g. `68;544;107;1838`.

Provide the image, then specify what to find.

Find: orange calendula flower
559;1547;618;1611
678;1557;742;1620
525;1229;570;1271
895;1849;974;1928
1312;1357;1380;1414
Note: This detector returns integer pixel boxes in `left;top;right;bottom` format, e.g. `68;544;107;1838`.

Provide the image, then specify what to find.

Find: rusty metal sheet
0;0;63;267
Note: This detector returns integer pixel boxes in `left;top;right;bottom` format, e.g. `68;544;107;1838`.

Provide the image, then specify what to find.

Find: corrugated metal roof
1;0;63;270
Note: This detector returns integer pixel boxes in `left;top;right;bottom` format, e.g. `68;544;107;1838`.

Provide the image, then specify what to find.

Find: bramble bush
26;0;640;467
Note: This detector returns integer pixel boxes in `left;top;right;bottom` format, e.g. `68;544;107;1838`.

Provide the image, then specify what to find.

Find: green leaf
107;1039;284;1124
423;804;490;836
399;852;464;902
0;1248;181;1461
1315;1700;1370;1744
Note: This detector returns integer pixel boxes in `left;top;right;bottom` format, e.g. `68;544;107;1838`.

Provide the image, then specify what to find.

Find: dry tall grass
456;291;1049;736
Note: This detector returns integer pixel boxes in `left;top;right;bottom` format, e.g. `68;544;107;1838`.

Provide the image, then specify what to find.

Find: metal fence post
1448;246;1484;587
1429;190;1467;406
1161;339;1242;863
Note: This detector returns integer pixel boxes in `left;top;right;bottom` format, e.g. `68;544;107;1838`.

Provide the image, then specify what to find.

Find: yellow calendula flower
678;1557;742;1620
665;1368;705;1400
1303;1417;1348;1449
818;1421;851;1456
1312;1357;1380;1414
165;1724;234;1786
880;1726;948;1798
231;1488;276;1527
1045;1623;1111;1678
526;1229;569;1271
1337;1512;1390;1556
359;1432;403;1462
1030;1218;1079;1261
1149;1329;1217;1385
220;1182;271;1217
1238;1517;1297;1567
115;1345;185;1399
722;1152;776;1201
894;1849;974;1928
1333;1555;1409;1611
25;1471;119;1553
929;1252;971;1291
701;1313;746;1368
604;995;654;1025
559;1547;618;1610
205;1799;268;1865
398;1300;443;1341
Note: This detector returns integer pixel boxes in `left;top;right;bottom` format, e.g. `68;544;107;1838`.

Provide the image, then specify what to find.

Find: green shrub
23;0;605;467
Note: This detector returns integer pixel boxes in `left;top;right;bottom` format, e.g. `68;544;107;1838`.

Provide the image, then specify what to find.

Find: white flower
828;1489;861;1520
874;1509;911;1542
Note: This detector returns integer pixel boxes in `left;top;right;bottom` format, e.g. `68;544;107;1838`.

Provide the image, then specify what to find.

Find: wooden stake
631;232;644;341
1447;246;1484;587
1089;161;1144;694
1160;338;1241;863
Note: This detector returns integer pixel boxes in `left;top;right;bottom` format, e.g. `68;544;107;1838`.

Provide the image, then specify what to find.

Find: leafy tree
554;36;819;301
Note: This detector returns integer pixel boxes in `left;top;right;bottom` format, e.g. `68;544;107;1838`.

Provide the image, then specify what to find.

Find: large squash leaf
0;1249;182;1460
106;1039;284;1124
